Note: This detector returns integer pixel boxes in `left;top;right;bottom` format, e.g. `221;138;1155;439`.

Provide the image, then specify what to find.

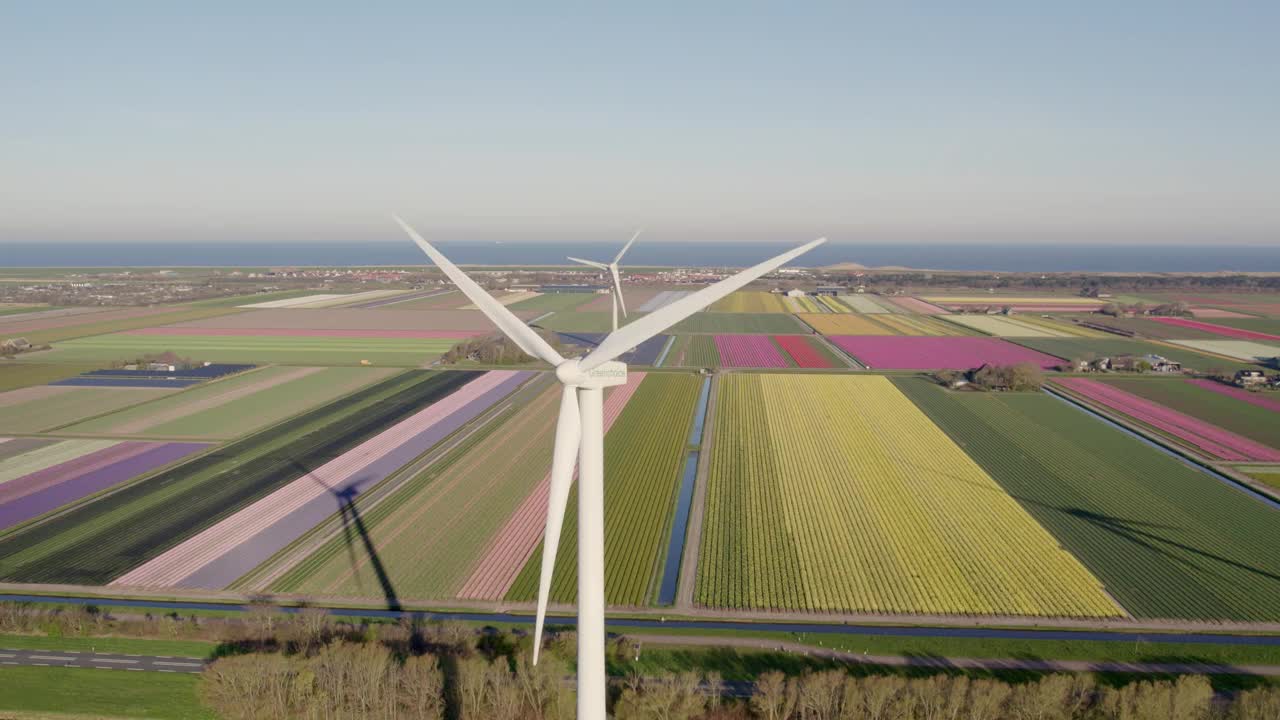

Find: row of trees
1098;301;1190;317
933;363;1045;391
441;330;565;365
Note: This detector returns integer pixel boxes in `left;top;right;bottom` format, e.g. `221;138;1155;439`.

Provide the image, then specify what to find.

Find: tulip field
506;372;701;606
897;378;1280;621
714;335;789;368
831;336;1062;370
1150;317;1280;341
1054;378;1280;462
0;370;486;584
712;291;789;313
696;374;1121;617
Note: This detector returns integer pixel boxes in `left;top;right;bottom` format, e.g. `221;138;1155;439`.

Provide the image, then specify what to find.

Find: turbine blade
612;228;642;264
395;216;563;365
581;237;827;370
610;265;627;318
532;386;582;665
567;256;609;270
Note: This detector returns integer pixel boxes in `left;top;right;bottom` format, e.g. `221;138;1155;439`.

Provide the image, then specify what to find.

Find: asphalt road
0;648;204;674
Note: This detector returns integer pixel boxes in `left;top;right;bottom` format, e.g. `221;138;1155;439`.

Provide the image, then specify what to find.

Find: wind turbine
567;229;641;332
394;216;824;719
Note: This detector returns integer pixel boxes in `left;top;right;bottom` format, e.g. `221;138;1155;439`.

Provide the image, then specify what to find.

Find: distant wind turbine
567;229;641;332
394;215;824;720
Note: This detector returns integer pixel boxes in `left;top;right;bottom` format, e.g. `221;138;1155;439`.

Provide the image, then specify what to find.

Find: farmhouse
1235;369;1267;387
813;285;844;296
785;288;807;298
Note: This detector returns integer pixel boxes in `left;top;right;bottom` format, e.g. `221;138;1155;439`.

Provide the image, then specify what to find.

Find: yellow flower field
697;374;1122;617
797;313;894;335
712;291;789;313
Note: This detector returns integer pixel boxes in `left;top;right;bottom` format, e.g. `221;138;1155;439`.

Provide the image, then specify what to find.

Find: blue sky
2;2;1276;244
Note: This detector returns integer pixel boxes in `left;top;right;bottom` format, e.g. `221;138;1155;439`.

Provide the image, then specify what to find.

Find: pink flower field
1057;378;1280;462
829;336;1062;370
714;335;789;368
884;296;949;315
774;335;835;368
1188;379;1280;413
1150;317;1280;342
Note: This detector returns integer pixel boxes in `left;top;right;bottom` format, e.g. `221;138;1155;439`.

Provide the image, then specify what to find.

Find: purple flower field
714;335;789;368
830;336;1061;370
1058;378;1280;462
0;441;208;531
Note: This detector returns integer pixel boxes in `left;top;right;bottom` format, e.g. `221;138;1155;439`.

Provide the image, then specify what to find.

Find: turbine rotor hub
556;358;628;388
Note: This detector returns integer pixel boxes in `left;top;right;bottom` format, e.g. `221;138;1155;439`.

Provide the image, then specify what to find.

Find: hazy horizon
3;3;1277;246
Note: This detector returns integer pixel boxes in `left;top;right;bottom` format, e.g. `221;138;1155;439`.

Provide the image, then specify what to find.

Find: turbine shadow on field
899;459;1280;587
297;464;403;611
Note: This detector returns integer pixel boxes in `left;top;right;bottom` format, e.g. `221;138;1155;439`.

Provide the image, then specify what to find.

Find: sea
4;242;1280;273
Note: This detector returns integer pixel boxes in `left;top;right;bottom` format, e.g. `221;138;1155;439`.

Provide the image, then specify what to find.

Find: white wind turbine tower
567;229;641;332
395;216;824;719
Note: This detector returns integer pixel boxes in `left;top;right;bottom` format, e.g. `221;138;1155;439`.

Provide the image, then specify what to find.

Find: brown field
0;307;173;335
166;308;536;333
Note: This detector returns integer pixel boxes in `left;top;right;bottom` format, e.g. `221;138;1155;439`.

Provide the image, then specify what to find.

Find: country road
0;648;203;673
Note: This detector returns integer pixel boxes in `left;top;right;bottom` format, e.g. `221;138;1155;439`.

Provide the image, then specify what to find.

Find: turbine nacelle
555;358;628;388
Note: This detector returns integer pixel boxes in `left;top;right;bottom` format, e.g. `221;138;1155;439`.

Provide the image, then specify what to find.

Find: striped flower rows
1187;379;1280;412
831;336;1062;370
1152;317;1280;342
0;441;208;532
456;372;647;600
773;336;835;368
112;370;531;590
714;335;789;368
1057;378;1280;462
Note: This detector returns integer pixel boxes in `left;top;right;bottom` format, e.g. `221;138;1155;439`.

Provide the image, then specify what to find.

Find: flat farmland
115;371;532;590
883;296;949;314
263;376;563;598
508;293;597;312
697;374;1120;617
670;313;805;335
830;336;1062;370
0;386;178;434
714;335;791;368
507;372;702;606
1006;337;1259;373
774;335;842;368
711;291;789;313
836;295;890;313
1053;378;1280;462
1090;378;1280;452
12;307;244;345
538;312;632;333
32;333;458;366
943;315;1102;338
63;366;399;439
798;314;893;335
0;363;100;393
0;371;478;584
1204;317;1280;336
896;378;1280;622
170;307;522;332
1168;339;1280;364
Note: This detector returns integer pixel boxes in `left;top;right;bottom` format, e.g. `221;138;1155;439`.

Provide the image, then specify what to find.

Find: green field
1097;378;1280;450
537;311;632;333
1243;470;1280;491
33;332;458;366
684;336;720;367
64;366;398;439
1006;336;1259;372
0;633;214;657
0;305;50;317
0;665;212;719
1204;317;1280;335
508;372;701;606
671;312;806;334
0;362;100;392
20;307;244;345
508;293;597;312
265;377;560;598
895;378;1280;622
0;386;178;434
0;371;479;585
